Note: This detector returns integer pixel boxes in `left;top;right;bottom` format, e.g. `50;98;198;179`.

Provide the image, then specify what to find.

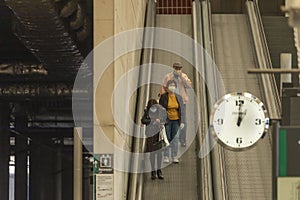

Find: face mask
150;106;157;112
168;86;176;93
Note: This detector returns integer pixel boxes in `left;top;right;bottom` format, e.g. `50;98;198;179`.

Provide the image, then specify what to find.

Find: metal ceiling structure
0;0;93;127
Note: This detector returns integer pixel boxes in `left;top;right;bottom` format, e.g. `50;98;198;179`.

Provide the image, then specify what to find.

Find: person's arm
160;86;167;95
179;73;192;88
158;105;167;125
159;94;164;107
160;74;169;95
141;109;151;125
177;95;186;124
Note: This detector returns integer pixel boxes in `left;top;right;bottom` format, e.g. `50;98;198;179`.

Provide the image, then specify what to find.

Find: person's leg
179;104;187;145
157;151;162;169
150;153;155;170
171;120;180;159
156;152;164;179
150;153;156;179
165;123;172;141
168;120;176;158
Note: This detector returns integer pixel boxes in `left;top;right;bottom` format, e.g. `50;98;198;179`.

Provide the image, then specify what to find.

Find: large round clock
210;92;269;150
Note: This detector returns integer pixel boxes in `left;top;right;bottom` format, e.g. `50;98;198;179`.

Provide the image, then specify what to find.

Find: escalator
129;0;281;199
142;13;200;200
211;14;272;199
203;0;280;199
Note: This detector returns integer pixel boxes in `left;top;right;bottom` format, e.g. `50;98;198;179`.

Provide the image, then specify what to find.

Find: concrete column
83;157;91;200
0;103;10;200
29;135;42;200
54;139;63;200
30;135;54;200
280;53;299;87
29;135;37;200
62;144;73;200
280;53;292;83
15;115;28;200
74;127;82;200
280;53;292;95
40;136;54;200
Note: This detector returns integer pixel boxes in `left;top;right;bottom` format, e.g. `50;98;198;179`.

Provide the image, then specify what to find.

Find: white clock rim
212;103;266;149
209;92;269;151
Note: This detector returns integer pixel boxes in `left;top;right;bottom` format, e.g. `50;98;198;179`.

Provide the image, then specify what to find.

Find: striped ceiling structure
156;0;192;14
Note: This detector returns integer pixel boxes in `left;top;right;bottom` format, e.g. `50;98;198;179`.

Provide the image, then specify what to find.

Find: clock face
210;92;269;150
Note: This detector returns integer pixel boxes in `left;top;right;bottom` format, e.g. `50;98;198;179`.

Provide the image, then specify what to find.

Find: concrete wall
94;0;148;199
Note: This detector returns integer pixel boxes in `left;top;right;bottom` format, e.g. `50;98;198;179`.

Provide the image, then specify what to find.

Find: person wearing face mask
160;62;192;147
141;99;169;180
159;80;185;164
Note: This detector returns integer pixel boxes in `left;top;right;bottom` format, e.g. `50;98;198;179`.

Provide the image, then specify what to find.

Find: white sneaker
163;157;170;163
173;158;179;164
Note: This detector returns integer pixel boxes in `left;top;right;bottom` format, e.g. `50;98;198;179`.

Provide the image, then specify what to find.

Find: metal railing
127;0;156;199
201;1;229;199
192;1;214;199
246;0;281;120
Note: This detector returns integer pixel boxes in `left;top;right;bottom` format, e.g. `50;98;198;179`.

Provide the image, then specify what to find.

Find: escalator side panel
212;14;272;200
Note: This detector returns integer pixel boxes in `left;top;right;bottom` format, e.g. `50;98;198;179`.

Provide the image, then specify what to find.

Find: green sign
279;129;287;176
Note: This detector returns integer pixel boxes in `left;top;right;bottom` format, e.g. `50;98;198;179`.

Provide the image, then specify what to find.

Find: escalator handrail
245;1;281;120
127;0;156;199
254;0;281;118
201;1;229;199
192;1;214;199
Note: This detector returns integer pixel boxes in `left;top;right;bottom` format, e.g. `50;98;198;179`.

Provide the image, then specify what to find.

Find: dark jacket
159;92;185;124
141;104;167;152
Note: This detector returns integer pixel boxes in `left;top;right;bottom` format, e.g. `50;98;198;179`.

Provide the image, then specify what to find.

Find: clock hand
241;109;247;120
237;108;247;126
237;116;242;126
236;104;242;126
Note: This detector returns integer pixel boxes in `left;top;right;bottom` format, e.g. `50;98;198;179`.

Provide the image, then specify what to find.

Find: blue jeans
179;104;186;143
164;120;180;158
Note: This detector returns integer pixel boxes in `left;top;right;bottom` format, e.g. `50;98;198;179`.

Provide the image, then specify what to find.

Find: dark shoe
151;171;156;180
157;170;164;179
